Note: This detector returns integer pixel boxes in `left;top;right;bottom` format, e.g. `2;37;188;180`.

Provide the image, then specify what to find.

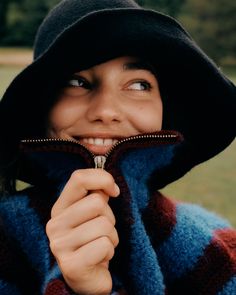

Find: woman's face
47;56;163;155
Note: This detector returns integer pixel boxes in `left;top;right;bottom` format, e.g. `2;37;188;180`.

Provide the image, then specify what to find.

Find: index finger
51;169;120;217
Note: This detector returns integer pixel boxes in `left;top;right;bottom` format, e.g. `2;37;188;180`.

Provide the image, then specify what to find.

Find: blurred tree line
0;0;235;65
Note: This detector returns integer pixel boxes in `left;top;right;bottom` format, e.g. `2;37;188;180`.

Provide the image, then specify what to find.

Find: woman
0;0;236;294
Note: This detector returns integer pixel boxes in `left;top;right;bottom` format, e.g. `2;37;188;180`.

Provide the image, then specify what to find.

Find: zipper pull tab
94;155;107;169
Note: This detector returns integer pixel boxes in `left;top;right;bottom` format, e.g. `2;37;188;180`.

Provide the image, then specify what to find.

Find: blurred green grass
0;65;24;96
0;49;236;227
161;141;236;226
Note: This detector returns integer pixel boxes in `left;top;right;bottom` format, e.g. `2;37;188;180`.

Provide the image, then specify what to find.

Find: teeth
88;138;95;144
81;138;118;146
104;139;113;146
94;138;103;146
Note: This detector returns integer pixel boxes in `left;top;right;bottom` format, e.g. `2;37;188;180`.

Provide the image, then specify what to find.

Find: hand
46;169;120;295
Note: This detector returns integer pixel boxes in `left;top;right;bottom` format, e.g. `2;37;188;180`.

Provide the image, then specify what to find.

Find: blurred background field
0;0;235;226
162;142;236;227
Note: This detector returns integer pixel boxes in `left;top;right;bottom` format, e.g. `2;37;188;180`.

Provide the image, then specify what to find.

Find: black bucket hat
0;0;236;169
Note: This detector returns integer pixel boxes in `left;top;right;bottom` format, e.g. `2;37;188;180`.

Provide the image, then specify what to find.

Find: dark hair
0;144;18;195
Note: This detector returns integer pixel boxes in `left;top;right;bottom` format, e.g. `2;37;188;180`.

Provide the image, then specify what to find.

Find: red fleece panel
45;279;71;295
143;192;177;247
215;228;236;264
167;228;236;294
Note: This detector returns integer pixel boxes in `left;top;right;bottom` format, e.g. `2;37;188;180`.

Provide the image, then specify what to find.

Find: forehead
74;56;157;77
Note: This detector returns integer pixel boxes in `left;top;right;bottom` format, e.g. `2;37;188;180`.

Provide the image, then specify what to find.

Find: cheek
47;98;84;133
128;99;163;132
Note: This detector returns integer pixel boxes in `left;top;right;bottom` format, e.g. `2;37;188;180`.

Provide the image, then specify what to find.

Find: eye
128;81;152;91
67;76;91;89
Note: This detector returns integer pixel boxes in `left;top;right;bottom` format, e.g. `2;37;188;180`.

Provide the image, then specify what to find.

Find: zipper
21;132;180;169
94;155;107;169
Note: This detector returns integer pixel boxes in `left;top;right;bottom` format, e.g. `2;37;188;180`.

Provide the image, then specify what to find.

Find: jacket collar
18;130;187;200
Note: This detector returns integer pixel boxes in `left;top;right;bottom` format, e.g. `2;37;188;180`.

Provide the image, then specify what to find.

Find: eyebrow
123;61;158;77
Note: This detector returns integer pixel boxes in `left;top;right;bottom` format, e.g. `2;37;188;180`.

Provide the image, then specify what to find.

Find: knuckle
46;219;55;236
92;194;107;211
99;237;115;261
110;211;116;226
49;238;63;254
70;169;83;181
98;216;113;232
46;215;63;236
99;236;114;251
50;205;58;219
109;246;115;260
113;228;119;248
104;172;114;185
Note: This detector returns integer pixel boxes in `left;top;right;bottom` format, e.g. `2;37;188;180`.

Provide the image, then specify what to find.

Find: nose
86;87;122;125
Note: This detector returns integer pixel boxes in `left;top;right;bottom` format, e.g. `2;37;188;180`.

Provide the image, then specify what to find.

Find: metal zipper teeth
21;137;96;157
21;137;105;168
21;133;178;167
21;134;177;155
94;134;178;168
103;133;178;158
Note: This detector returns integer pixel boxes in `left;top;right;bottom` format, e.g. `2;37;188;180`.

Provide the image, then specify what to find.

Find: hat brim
1;8;236;168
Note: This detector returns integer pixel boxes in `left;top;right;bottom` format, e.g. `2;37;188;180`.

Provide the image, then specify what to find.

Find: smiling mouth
73;137;119;155
80;137;119;146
